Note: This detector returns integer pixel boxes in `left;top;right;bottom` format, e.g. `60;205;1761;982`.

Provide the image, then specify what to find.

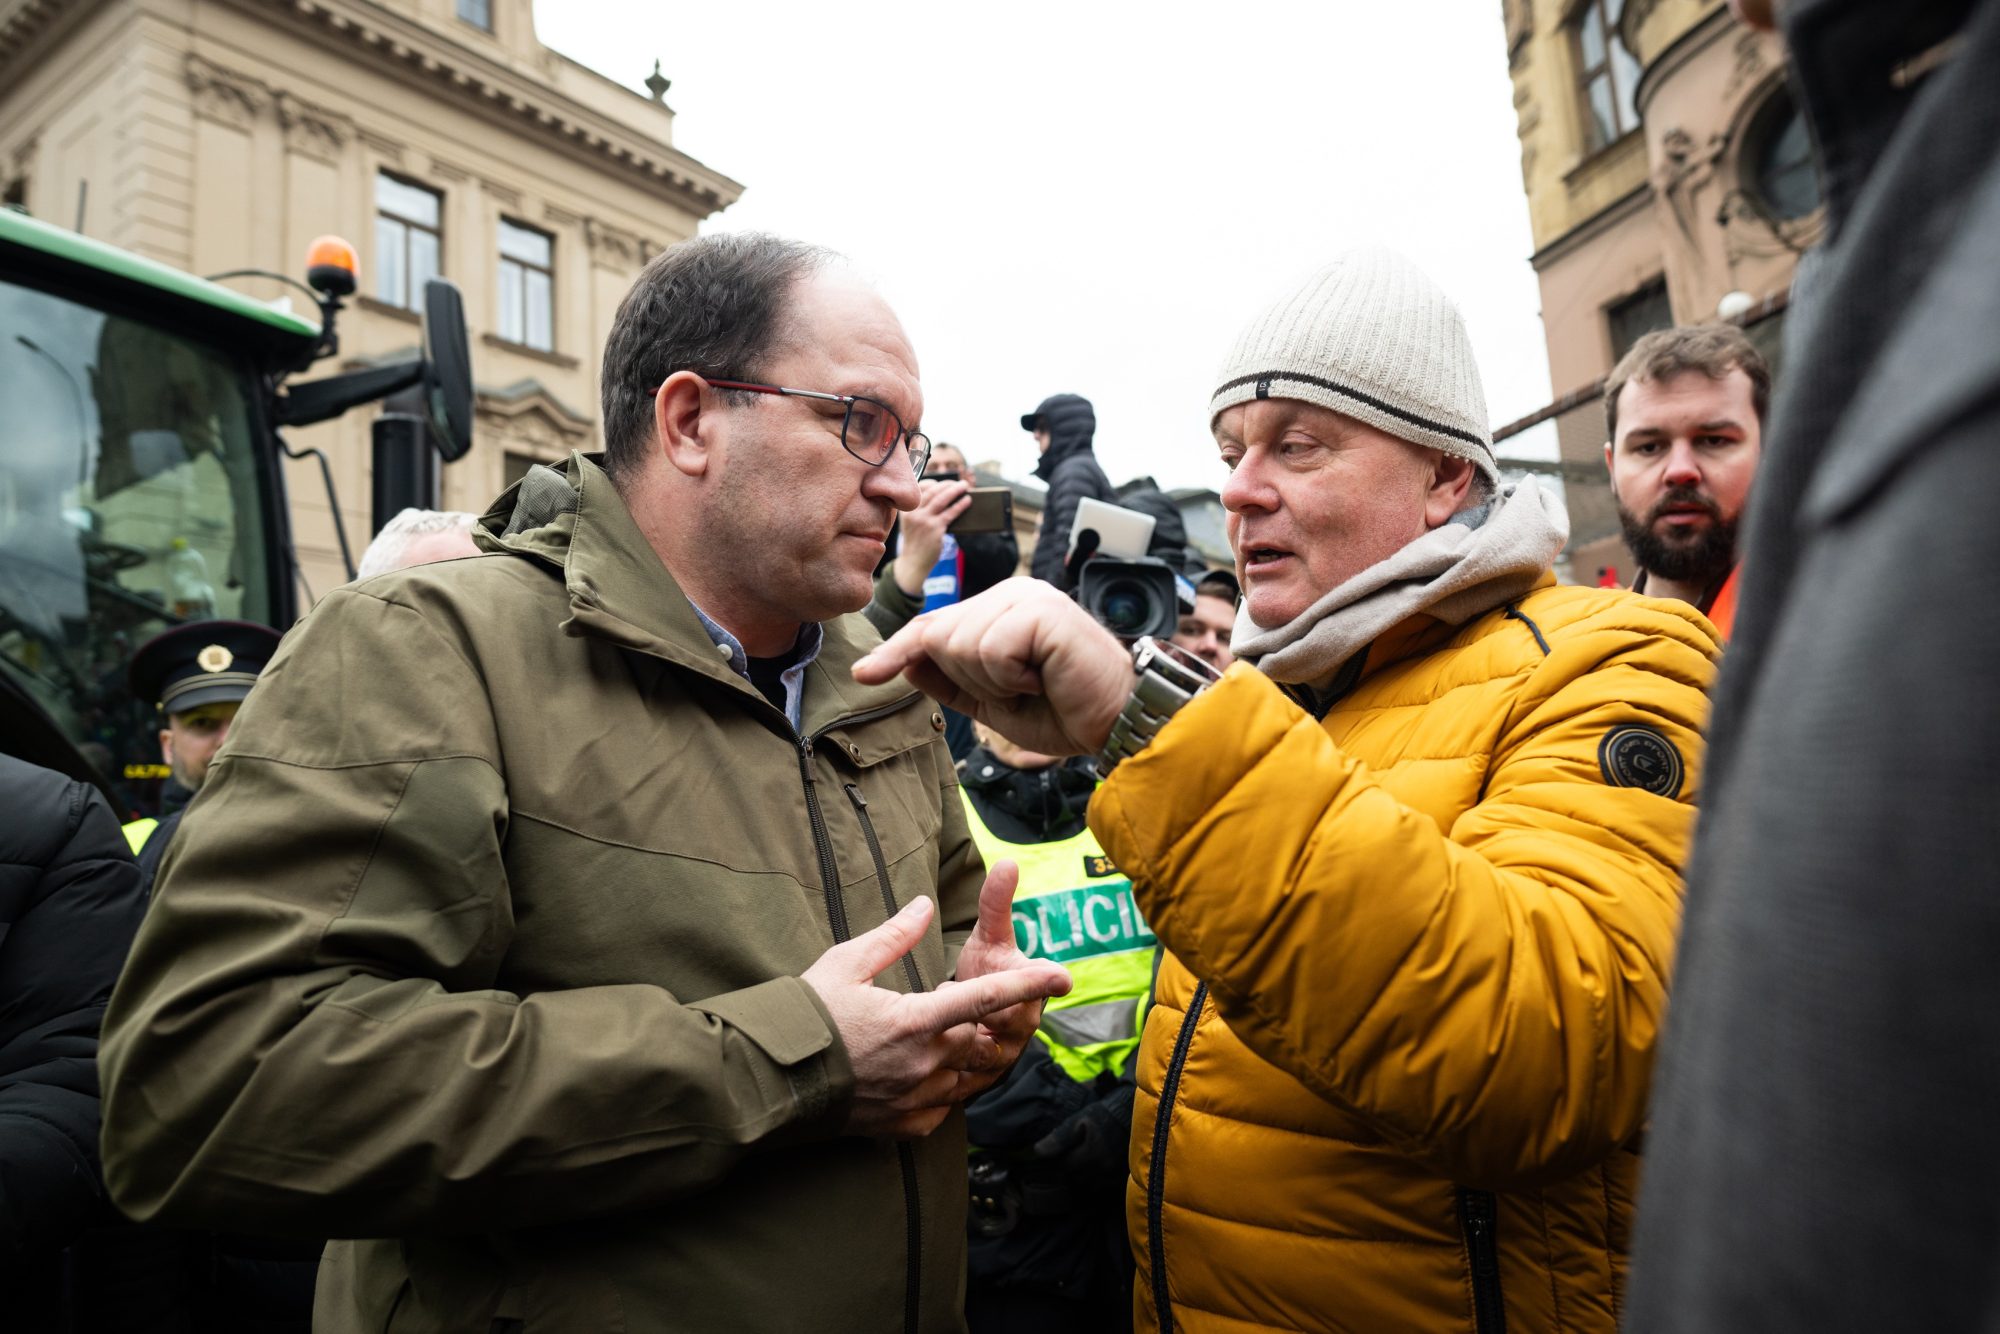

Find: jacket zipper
844;783;928;1334
845;784;924;991
1146;979;1208;1334
797;736;849;943
793;695;924;1334
1457;1187;1507;1333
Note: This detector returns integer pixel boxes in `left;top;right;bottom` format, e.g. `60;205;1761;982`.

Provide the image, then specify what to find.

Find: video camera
1064;498;1185;642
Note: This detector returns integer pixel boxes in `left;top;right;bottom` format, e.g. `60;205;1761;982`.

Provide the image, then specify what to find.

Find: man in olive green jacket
97;234;1070;1334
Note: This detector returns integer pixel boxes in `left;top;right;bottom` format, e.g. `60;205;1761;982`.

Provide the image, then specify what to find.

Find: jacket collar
477;452;918;733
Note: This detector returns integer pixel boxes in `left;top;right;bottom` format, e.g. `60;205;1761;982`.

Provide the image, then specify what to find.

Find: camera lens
1098;580;1157;636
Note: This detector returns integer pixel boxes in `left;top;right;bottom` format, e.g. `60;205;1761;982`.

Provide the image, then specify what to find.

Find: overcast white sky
538;1;1555;493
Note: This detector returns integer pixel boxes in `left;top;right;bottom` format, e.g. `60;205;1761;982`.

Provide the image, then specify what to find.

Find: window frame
374;171;444;314
1570;0;1640;155
496;216;555;353
455;0;493;33
1605;277;1673;366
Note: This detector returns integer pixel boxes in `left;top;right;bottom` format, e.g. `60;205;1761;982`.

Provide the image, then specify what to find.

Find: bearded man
1604;323;1769;638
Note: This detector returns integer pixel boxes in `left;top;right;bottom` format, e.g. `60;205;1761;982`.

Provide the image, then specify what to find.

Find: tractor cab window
0;276;273;816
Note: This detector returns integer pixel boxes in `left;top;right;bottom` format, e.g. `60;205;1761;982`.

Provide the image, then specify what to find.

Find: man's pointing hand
852;579;1132;760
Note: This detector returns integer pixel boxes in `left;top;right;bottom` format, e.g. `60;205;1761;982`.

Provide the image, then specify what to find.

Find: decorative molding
1504;0;1533;64
185;53;270;131
479;175;523;208
356;126;405;164
10;134;38;177
275;90;351;163
476;377;595;455
0;0;72;72
429;157;472;183
270;0;741;218
584;216;653;271
542;201;582;227
1721;29;1767;100
1653;124;1730;252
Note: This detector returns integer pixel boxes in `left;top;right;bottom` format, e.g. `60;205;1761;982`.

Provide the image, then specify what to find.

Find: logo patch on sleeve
1598;725;1684;798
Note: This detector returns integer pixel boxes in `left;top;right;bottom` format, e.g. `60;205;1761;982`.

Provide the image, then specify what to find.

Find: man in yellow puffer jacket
858;249;1720;1333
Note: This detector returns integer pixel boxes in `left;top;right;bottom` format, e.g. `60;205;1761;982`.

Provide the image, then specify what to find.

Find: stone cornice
257;0;741;218
0;0;742;216
0;0;76;68
1529;179;1653;271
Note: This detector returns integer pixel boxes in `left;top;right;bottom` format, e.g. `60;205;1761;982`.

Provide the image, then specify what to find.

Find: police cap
128;619;283;716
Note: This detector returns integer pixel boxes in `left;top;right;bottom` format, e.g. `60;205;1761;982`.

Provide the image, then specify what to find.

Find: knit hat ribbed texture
1210;248;1496;484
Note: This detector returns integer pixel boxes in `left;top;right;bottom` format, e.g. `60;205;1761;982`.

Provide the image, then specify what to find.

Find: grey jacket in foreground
1627;2;2000;1330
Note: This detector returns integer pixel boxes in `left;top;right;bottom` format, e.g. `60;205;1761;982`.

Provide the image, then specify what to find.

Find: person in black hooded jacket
0;753;147;1330
1022;393;1115;585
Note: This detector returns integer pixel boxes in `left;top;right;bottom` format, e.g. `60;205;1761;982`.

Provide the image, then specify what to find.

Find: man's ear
158;726;174;767
655;370;716;479
1423;452;1479;529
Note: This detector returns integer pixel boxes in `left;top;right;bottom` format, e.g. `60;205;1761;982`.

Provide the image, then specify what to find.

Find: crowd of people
2;1;1994;1330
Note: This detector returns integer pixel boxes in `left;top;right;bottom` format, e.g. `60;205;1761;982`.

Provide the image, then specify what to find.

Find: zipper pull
845;783;867;810
799;735;817;784
1463;1192;1500;1276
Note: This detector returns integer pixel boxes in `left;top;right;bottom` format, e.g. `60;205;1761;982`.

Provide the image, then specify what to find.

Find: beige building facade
0;0;739;598
1501;0;1817;582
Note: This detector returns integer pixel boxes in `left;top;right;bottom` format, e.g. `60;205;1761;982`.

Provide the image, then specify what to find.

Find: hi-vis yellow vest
122;818;159;855
961;792;1155;1080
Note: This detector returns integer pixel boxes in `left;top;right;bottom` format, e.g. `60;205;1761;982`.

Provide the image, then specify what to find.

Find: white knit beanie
1209;249;1497;486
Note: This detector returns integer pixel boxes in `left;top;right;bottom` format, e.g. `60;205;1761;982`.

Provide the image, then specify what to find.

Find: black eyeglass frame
653;376;932;477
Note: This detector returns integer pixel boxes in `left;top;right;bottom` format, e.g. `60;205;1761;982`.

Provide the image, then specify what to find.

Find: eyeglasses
697;378;932;477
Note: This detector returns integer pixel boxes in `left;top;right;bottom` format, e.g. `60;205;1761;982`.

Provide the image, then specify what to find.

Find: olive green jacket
98;454;984;1333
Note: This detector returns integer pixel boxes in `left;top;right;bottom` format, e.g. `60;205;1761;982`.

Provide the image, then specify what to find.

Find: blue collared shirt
687;602;825;732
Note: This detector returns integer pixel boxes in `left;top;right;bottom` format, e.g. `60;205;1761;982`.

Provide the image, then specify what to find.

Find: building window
1606;279;1672;364
1742;86;1821;222
497;219;554;352
375;173;441;312
1572;0;1643;153
456;0;491;31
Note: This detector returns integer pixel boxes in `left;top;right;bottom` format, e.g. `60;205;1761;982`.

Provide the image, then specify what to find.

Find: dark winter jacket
960;749;1136;1308
1628;4;2000;1331
1026;395;1114;585
0;753;146;1323
1111;478;1190;571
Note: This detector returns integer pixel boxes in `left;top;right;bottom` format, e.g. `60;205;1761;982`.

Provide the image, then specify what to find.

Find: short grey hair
355;508;479;580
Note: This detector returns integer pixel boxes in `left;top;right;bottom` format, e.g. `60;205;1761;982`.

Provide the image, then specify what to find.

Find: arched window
1741;85;1821;221
1573;0;1643;153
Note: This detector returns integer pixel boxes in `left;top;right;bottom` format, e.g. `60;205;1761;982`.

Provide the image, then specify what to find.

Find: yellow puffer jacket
1089;581;1719;1333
